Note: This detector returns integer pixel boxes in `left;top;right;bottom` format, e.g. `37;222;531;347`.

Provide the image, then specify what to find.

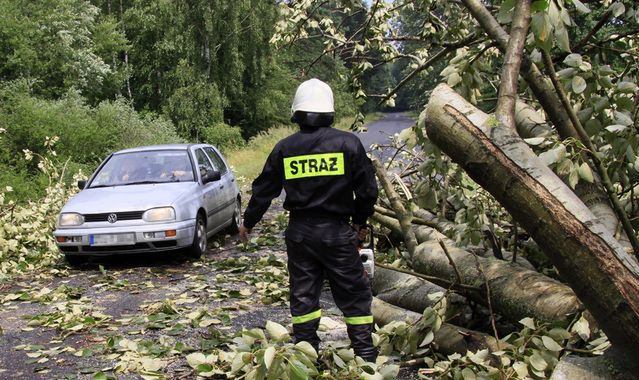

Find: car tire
188;214;207;258
227;198;241;234
65;255;86;266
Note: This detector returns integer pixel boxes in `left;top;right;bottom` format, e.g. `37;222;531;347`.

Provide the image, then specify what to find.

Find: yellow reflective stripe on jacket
283;152;345;180
292;309;322;324
344;315;373;325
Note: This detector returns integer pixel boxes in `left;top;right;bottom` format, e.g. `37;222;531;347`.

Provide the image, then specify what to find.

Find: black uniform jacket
243;126;378;229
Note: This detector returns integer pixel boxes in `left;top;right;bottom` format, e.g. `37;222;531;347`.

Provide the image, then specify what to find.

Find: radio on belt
358;224;375;279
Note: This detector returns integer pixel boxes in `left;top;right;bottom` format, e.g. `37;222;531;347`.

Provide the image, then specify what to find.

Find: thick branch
373;159;419;259
495;0;531;130
460;0;580;140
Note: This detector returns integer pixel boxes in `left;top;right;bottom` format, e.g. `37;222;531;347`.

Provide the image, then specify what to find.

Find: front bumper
53;219;196;255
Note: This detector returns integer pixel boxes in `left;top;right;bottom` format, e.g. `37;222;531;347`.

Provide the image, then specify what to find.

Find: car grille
83;211;144;223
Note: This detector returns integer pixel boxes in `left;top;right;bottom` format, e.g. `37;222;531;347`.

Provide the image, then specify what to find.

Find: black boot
293;318;321;355
347;323;378;363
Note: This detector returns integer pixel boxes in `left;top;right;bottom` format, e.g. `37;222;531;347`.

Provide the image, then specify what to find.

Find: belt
289;210;349;223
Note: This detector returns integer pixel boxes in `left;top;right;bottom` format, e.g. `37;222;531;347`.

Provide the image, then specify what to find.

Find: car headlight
58;213;85;227
143;207;176;222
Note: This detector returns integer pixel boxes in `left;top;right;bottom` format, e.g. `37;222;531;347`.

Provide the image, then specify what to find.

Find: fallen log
372;266;470;324
372;212;583;324
424;83;639;365
372;297;502;355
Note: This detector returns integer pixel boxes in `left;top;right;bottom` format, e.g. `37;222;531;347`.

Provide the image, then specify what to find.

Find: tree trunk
424;83;639;363
372;212;583;323
372;298;502;355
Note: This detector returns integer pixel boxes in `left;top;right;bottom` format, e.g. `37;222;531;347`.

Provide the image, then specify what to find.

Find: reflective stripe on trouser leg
344;315;373;325
292;309;321;324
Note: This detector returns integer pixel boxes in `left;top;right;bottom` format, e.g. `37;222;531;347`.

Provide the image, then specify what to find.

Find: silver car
54;144;241;263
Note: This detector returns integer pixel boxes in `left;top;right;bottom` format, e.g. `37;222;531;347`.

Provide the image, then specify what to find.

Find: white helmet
291;78;335;115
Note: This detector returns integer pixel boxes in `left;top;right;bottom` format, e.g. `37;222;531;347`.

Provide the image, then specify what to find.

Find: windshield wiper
122;180;163;186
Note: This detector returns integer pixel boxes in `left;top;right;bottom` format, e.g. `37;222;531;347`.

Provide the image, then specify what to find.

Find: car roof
113;143;216;155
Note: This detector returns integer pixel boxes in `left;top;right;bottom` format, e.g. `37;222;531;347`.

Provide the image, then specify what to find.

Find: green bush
201;122;245;151
0;80;183;161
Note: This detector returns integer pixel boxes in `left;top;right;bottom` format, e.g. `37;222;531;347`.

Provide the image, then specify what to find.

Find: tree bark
371;212;583;324
424;83;639;362
372;266;470;323
372;298;503;355
495;0;531;130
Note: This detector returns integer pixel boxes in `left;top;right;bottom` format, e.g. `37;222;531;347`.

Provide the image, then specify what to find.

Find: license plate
89;233;135;246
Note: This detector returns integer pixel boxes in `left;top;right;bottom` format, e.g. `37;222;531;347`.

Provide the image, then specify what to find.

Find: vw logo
107;213;118;223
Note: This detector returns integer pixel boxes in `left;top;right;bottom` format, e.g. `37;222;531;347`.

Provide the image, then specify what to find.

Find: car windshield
90;150;195;187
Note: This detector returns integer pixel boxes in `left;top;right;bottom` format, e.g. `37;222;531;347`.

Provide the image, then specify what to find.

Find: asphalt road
354;112;415;161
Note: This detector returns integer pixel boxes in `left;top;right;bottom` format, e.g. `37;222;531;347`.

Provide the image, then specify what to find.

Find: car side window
204;147;228;175
195;149;215;179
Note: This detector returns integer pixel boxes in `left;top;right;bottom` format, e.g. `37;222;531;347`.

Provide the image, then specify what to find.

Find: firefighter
239;78;379;362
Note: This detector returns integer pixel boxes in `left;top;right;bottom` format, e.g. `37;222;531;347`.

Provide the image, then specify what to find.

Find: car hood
61;183;198;214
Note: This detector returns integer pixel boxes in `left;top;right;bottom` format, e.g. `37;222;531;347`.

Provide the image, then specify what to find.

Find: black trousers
285;216;377;361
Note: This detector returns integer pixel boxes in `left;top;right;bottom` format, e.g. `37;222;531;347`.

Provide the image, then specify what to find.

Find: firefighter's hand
352;224;369;241
239;224;252;242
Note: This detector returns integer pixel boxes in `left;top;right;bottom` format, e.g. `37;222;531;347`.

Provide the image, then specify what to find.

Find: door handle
220;185;224;189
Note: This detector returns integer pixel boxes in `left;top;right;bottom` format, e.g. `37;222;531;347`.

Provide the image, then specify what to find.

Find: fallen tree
372;211;583;324
424;83;639;365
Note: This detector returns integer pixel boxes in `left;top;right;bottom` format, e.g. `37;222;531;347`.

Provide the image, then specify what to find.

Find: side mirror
202;170;221;184
77;180;87;190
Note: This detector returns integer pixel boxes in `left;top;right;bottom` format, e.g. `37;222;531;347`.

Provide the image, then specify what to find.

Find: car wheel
188;214;207;258
65;255;86;266
228;198;241;234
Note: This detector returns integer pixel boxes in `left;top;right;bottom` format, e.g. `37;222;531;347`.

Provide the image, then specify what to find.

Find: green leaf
617;81;638;94
614;111;633;126
294;341;318;361
524;137;546;146
332;352;347;368
92;372;108;380
563;53;582;67
571;315;591;340
542;335;564;351
461;367;476;380
531;0;550;12
289;361;309;380
555;22;571;52
556;159;573;177
264;346;276;369
529;353;548;371
572;76;587;94
420;331;434;347
568;168;579;188
557;68;576;79
265;321;290;342
578;162;594;183
519;317;536;330
611;2;625;17
605;124;627;133
571;0;590;13
513;361;529;377
539;145;566;166
196;364;213;373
